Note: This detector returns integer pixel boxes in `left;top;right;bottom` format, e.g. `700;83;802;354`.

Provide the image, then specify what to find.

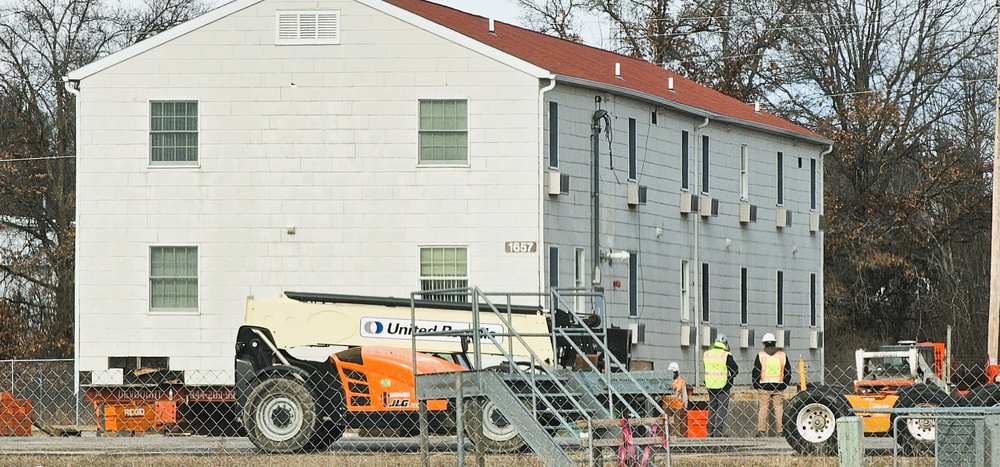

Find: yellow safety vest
759;351;786;384
703;347;730;389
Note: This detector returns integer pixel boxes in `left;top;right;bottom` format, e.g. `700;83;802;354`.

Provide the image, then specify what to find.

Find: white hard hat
762;333;776;343
668;362;679;372
716;333;728;344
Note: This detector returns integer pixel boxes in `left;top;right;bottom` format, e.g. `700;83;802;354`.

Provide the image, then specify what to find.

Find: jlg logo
388;399;410;408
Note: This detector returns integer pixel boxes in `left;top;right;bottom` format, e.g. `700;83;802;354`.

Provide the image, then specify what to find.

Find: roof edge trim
358;0;551;79
554;75;832;147
67;0;264;81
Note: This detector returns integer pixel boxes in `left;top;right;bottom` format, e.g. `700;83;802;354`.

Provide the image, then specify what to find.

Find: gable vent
276;11;341;45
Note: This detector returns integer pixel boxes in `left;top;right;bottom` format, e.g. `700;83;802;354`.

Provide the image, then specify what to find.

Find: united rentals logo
359;317;504;343
362;320;384;335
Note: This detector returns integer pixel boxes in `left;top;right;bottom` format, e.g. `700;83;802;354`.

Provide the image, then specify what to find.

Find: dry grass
0;454;936;467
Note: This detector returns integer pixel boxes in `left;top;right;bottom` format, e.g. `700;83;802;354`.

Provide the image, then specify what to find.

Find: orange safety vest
672;377;687;396
668;377;687;410
758;350;786;384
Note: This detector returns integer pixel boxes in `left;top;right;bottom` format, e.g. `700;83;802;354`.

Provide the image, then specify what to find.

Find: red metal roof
383;0;825;141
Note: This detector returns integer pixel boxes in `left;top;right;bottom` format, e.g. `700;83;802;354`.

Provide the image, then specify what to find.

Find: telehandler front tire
893;384;949;456
783;387;851;456
463;397;526;453
244;378;317;453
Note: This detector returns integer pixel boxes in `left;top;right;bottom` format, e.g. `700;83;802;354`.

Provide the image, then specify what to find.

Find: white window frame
419;246;469;302
149;100;199;167
574;248;586;313
740;144;749;201
680;260;690;322
629;252;638;317
418;99;469;166
149;245;199;314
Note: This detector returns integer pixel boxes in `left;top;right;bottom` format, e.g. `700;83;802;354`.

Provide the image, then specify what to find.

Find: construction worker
663;362;689;437
703;334;738;437
752;333;792;437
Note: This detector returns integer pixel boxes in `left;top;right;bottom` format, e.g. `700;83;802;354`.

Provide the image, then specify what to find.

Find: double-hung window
418;100;468;164
681;131;690;190
628;118;637;180
150;246;198;311
549;102;559;168
419;246;468;302
740;145;749;201
150;101;198;165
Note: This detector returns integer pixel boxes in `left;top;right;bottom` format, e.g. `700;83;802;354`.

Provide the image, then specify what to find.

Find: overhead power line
0;155;75;162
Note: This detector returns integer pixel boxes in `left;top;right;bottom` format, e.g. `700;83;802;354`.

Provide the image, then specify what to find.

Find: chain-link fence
9;357;1000;466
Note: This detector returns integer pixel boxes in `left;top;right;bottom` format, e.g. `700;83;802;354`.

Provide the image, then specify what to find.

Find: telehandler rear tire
463;397;526;453
304;420;345;452
966;384;1000;407
893;384;949;456
244;377;317;453
783;387;851;456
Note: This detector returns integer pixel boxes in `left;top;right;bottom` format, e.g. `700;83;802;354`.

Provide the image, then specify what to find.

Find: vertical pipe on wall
692;117;709;383
537;78;556;297
592;98;606;289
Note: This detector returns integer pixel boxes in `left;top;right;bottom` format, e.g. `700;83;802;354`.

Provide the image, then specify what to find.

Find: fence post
837;416;864;467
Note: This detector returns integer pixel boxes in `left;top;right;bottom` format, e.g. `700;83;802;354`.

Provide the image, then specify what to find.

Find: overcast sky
423;0;609;46
429;0;523;26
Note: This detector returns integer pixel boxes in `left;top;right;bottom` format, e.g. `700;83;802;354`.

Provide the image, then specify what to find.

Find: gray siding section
542;84;824;381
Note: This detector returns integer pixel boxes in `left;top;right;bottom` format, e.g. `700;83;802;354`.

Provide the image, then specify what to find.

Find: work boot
755;431;765;438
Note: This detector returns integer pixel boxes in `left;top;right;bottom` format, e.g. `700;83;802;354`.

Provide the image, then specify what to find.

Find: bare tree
515;0;586;41
774;0;996;364
0;0;209;359
520;0;803;103
517;0;998;362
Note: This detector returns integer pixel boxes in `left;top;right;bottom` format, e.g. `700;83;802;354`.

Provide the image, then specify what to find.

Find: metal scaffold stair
413;287;673;467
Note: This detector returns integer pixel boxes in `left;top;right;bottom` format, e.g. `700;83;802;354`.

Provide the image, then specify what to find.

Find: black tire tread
782;386;850;456
462;397;525;453
892;384;949;457
244;378;317;454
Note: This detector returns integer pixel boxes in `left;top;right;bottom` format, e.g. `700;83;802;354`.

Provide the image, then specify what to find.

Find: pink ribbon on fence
616;418;634;466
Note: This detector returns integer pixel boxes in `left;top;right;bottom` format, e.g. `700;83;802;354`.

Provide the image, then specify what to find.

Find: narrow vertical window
419;246;468;302
680;260;690;322
574;248;586;312
549;101;559;168
681;131;689;190
628;117;637;180
629;252;638;317
810;158;817;210
740;145;749;201
776;270;784;326
740;267;748;325
549;246;559;289
701;263;710;323
701;135;710;193
150;246;198;311
810;273;817;327
777;151;784;205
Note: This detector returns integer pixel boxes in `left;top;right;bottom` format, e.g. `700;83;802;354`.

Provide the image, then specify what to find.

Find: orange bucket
686;409;708;438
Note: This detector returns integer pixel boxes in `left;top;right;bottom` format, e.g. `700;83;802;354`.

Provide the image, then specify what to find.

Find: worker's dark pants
707;388;730;437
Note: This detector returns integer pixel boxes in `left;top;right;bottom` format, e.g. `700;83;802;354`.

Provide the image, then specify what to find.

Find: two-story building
67;0;831;388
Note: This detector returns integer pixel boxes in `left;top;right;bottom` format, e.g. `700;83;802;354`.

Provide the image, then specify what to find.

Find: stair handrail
550;289;668;421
